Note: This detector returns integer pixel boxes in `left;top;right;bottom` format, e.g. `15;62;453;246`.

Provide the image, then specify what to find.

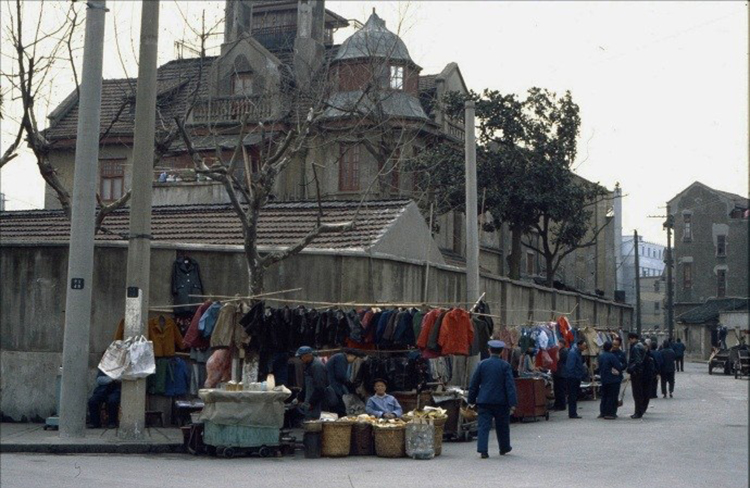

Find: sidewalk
0;422;185;454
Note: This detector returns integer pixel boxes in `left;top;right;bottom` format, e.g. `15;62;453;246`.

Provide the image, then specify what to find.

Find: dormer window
390;65;404;90
232;73;253;96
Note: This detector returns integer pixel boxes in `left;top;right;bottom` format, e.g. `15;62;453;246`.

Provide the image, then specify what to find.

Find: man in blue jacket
564;339;589;419
659;340;677;398
597;342;624;419
672;338;686;372
468;340;518;459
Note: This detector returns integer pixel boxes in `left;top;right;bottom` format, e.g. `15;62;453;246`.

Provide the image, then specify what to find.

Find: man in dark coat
325;349;359;416
660;340;677;398
564;339;588;419
468;340;518;459
627;333;648;419
553;339;569;411
597;342;624;419
87;369;121;428
297;346;328;420
672;338;686;372
648;342;661;399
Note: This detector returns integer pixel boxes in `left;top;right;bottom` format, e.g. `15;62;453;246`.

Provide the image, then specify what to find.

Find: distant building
621;235;665;304
639;274;666;330
668;181;749;318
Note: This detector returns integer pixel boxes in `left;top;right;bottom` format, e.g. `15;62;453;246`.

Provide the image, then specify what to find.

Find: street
2;362;747;488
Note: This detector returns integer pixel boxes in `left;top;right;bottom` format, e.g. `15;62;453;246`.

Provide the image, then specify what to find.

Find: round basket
350;422;374;456
432;417;447;456
373;425;406;458
322;422;353;457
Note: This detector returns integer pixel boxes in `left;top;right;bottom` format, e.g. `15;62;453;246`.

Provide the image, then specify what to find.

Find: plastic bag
204;349;232;388
122;335;155;380
98;339;131;380
405;421;435;460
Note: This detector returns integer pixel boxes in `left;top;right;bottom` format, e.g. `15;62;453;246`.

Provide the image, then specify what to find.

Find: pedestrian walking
564;339;588;419
660;340;676;398
648;342;661;399
468;340;518;459
627;333;648;419
597;342;624;419
553;339;569;411
672;338;686;372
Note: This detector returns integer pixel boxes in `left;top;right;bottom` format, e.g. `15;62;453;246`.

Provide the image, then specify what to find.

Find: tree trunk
507;227;523;280
545;254;555;288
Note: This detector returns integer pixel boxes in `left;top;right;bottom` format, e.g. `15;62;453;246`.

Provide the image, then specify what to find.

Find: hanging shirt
148;316;184;357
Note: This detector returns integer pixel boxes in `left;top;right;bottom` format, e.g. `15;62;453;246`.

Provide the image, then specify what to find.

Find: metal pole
118;0;160;440
634;230;642;336
58;0;107;439
464;100;480;303
665;206;674;340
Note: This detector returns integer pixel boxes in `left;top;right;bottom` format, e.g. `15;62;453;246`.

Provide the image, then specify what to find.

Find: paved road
2;362;747;488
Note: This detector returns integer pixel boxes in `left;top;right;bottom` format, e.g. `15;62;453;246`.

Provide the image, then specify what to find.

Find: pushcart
512;377;549;422
734;349;749;379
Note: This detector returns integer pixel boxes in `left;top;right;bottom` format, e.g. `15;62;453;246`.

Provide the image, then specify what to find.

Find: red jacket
183;301;213;349
416;309;442;350
438;309;474;356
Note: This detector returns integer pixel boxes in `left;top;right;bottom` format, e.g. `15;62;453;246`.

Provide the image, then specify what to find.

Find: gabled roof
0;200;413;252
668;181;749;210
676;298;749;325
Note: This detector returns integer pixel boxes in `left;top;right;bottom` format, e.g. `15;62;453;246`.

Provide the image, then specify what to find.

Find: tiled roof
45;57;214;141
677;298;749;324
324;90;430;122
0;200;412;251
419;75;437;92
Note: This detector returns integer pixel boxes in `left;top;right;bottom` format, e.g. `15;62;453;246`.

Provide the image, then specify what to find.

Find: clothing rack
189;287;303;301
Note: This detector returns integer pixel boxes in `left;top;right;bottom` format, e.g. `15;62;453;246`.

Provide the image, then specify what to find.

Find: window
717;235;727;257
339;144;360;191
683;214;692;241
654;280;660;292
654;302;660;312
232;73;253;96
717;270;726;298
100;159;125;202
390;65;404;90
526;251;535;275
683;262;693;289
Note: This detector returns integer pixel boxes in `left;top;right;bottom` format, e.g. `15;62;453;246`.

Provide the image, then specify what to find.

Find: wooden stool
145;410;164;427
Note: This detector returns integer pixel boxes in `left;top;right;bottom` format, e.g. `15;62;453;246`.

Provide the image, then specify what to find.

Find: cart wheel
258;446;271;458
545;412;550;421
222;447;235;459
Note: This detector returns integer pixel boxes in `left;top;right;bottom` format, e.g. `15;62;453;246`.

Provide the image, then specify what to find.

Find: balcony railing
191;95;278;125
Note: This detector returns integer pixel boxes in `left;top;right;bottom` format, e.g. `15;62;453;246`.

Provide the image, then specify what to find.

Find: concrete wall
0;242;632;420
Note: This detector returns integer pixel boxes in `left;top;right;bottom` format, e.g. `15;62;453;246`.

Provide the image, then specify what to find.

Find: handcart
734;348;749;379
512;377;549;422
194;387;293;458
432;389;477;442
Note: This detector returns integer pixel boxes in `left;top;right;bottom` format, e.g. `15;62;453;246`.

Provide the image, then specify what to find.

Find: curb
0;443;185;454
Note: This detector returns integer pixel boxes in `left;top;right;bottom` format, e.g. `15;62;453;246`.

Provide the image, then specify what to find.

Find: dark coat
554;347;569;378
171;257;204;316
598;351;624;385
672;342;686;357
627;342;647;375
468;356;518;406
304;358;328;407
564;346;587;380
326;353;350;397
660;347;677;373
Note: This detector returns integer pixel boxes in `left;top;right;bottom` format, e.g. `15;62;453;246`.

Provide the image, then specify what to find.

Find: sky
1;1;747;245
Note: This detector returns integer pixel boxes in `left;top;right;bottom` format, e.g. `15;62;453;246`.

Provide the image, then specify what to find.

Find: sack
405;421;435;460
122;335;156;380
98;339;132;380
343;393;366;415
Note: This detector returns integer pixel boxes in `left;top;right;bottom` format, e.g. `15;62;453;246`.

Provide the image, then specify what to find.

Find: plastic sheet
405;422;435;460
198;387;291;427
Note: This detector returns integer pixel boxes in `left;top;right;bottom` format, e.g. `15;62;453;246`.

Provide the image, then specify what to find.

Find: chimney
224;0;253;45
294;1;325;88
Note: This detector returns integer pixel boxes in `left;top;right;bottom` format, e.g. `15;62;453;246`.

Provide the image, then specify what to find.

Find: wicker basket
303;420;323;433
432;417;447;456
322;422;353;457
350;422;374;456
373;425;406;458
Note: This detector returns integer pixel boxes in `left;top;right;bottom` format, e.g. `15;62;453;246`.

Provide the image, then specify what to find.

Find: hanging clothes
171;256;204;317
211;302;251;349
183;301;213;350
438;309;474;356
148;315;184;357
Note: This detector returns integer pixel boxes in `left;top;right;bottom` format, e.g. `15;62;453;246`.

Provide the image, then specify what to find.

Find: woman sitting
365;379;403;419
519;346;539;377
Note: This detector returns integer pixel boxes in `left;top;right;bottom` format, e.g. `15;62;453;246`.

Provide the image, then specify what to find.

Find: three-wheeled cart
196;387;292;458
512;377;549;422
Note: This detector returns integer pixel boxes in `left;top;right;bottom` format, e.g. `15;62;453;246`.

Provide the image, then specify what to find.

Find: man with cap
365;378;403;419
468;340;518;459
296;346;328;420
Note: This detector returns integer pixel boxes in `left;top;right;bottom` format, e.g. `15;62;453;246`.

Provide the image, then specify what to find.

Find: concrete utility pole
634;230;642;336
58;0;107;438
118;0;160;440
464;100;480;303
664;207;675;340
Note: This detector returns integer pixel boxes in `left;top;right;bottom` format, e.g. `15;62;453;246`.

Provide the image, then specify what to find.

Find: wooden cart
512;377;549;422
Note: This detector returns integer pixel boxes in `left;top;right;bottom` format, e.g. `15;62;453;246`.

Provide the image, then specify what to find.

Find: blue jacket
672;342;686;357
597;351;624;385
660;347;676;373
612;349;627;370
468;356;517;407
326;353;349;396
652;350;663;372
564;346;587;380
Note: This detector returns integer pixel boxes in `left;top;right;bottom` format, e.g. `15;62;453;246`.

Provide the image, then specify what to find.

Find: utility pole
464;100;480;303
118;0;160;440
58;0;107;438
634;230;642;336
664;206;675;340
